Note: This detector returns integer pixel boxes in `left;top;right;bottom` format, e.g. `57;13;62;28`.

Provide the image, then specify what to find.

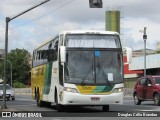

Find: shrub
13;81;26;88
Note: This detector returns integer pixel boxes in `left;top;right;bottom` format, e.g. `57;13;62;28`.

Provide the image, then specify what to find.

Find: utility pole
7;60;12;87
143;27;147;77
2;0;50;110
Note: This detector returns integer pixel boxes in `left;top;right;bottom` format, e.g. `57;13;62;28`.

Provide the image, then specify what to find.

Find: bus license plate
91;97;100;101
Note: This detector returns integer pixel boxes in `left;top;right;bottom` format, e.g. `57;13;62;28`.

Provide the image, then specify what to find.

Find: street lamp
2;0;50;109
143;27;147;77
140;27;147;77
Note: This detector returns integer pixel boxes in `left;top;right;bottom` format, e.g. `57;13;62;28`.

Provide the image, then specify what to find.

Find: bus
31;30;132;112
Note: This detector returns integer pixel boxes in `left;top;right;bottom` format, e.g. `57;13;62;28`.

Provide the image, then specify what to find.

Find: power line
8;0;60;19
10;0;74;30
0;0;74;33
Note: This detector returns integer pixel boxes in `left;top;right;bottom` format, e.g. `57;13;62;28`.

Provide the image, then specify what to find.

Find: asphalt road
0;95;160;119
1;95;160;111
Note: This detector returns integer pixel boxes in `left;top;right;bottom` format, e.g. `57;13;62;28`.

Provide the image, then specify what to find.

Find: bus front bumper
60;92;123;105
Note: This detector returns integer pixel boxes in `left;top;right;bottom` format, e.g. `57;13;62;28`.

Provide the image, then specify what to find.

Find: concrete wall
14;88;32;95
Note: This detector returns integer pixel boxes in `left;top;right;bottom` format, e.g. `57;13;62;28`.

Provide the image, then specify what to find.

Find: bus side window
53;40;58;61
60;34;63;46
32;51;36;67
55;41;58;52
48;42;54;62
47;38;59;62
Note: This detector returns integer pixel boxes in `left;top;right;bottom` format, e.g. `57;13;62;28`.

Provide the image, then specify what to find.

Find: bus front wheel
102;105;109;112
55;93;64;112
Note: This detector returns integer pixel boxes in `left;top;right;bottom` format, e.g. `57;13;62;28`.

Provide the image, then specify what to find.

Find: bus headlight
64;87;79;93
112;87;123;93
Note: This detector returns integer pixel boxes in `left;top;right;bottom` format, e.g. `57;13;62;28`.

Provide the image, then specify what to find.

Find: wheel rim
134;95;138;104
154;95;159;105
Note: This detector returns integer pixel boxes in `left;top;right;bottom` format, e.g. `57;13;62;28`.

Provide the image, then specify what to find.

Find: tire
102;105;109;112
34;88;37;100
12;98;15;101
154;94;160;106
134;93;141;105
55;92;64;112
36;91;44;107
45;102;51;108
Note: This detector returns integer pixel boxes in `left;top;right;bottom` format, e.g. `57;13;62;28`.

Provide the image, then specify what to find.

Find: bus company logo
2;112;11;117
83;86;92;90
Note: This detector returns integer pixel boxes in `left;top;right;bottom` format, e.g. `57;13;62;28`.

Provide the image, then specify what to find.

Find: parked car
133;75;160;106
0;84;15;101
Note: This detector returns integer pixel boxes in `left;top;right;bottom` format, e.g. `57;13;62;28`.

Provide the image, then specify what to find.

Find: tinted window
32;37;59;67
139;78;146;86
146;78;152;85
153;77;160;84
0;85;11;90
65;34;121;48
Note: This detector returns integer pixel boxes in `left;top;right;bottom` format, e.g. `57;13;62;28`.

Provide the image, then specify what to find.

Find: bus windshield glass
65;34;121;48
64;50;123;84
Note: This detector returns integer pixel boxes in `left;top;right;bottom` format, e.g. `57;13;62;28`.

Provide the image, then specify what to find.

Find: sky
0;0;160;53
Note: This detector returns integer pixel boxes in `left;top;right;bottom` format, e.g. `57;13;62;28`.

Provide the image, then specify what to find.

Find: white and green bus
31;30;132;112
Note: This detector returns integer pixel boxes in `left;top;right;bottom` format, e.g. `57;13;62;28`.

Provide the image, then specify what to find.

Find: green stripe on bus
92;85;114;93
44;62;53;95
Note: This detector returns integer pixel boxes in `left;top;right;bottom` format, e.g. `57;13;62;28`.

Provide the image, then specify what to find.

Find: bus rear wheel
36;91;44;107
102;105;109;112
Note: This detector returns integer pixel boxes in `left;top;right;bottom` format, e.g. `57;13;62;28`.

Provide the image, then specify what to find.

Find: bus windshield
65;34;121;48
64;50;123;84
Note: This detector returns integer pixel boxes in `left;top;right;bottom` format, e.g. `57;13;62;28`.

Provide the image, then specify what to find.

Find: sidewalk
0;107;20;112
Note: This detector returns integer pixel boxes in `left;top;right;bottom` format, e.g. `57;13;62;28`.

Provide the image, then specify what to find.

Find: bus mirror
123;47;132;64
60;46;66;63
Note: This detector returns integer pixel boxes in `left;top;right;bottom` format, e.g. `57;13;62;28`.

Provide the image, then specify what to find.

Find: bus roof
59;30;119;35
34;30;119;51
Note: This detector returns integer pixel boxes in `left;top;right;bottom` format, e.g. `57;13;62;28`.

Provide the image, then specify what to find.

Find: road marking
139;108;160;111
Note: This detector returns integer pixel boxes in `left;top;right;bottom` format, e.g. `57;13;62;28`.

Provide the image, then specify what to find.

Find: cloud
124;0;160;23
123;18;160;50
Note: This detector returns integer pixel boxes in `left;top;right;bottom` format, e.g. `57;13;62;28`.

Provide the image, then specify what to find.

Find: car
133;75;160;106
0;84;15;101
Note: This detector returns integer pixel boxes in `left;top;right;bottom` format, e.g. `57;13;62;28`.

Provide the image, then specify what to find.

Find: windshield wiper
96;61;111;86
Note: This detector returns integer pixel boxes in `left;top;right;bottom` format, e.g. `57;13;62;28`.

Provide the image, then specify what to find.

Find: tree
0;61;3;79
6;48;31;85
156;50;160;54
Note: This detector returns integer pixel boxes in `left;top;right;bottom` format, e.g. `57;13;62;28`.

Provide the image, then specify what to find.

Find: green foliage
0;48;31;86
156;50;160;54
13;80;26;88
0;62;3;79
